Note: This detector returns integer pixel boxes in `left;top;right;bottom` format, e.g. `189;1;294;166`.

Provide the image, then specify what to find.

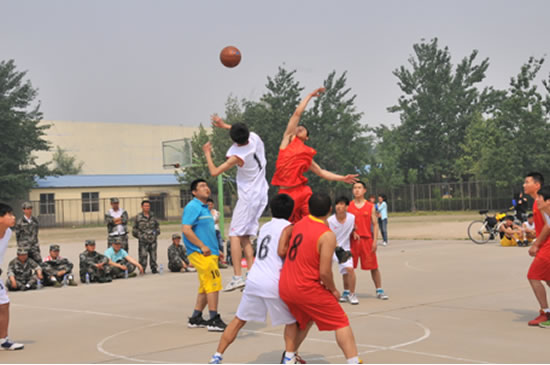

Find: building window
39;193;55;215
82;192;99;212
180;190;193;208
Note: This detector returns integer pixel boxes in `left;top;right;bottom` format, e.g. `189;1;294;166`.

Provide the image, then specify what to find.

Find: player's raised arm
202;142;241;177
309;160;358;184
211;114;231;130
280;87;325;149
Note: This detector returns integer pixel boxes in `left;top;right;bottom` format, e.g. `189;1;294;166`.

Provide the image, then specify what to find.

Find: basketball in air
220;46;241;68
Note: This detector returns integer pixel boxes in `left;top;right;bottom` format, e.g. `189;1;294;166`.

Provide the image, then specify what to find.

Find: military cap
22;201;33;209
50;244;60;251
112;236;122;244
85;239;96;246
17;247;28;255
172;233;181;240
110;197;119;203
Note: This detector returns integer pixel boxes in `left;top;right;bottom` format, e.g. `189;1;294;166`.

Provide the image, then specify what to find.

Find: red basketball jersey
348;200;374;238
533;200;550;256
272;138;316;187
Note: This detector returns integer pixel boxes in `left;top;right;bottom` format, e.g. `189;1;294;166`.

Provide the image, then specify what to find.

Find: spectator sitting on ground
499;216;522;247
168;234;195;272
42;244;77;287
6;247;43;291
522;213;536;246
104;235;144;279
79;240;112;283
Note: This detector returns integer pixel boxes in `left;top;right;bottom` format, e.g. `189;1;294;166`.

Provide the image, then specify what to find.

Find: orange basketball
220;46;241;68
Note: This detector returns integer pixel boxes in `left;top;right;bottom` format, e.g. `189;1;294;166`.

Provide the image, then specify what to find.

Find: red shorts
281;286;349;331
527;252;550;281
351;237;378;270
278;184;313;223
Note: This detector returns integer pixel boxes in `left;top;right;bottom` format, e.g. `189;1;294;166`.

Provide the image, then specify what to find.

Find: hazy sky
1;0;549;129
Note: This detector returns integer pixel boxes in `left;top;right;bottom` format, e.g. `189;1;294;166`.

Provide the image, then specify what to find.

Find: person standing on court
132;200;160;274
203;115;268;292
0;203;25;350
105;197;129;252
377;194;389;246
14;201;41;263
271;87;358;223
183;179;226;332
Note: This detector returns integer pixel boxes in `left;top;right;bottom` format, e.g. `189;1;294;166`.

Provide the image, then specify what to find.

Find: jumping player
328;196;359;305
208;194;308;364
203;115;269;292
279;193;361;364
271;87;358;223
348;181;388;300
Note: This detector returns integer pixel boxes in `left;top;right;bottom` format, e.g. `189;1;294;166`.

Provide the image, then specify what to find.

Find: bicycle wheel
468;220;490;244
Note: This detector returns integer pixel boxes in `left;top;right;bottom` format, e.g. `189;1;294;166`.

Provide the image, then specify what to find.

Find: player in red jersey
348;181;388;300
523;172;550;326
271;87;358;223
278;193;361;364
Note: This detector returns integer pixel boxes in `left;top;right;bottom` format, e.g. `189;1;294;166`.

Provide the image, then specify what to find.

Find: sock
376;288;384;293
342;290;350;294
191;310;202;318
347;356;359;364
543;308;550;313
0;337;6;344
214;352;223;358
209;310;218;319
284;351;295;359
233;275;241;281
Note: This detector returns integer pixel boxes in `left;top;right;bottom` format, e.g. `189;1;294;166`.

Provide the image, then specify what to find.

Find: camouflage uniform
79;242;112;283
15;215;41;263
132;212;160;272
42;245;75;286
105;204;129;252
6;254;42;291
167;243;190;272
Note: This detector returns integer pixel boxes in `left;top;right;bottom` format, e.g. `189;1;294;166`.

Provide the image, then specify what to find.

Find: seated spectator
104;236;143;279
42;244;77;287
79;240;112;283
522;213;536;246
168;234;195;272
6;247;43;291
499;216;522;247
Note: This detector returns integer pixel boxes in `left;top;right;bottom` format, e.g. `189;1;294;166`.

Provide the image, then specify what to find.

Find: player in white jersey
203;115;269;291
0;203;24;350
209;194;308;364
327;196;359;305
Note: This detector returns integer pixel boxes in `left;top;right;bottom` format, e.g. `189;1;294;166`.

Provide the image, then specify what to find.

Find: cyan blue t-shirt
182;198;219;256
377;201;388;220
104;247;128;262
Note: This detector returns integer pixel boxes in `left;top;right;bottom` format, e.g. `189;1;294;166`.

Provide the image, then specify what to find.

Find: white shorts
235;292;296;326
0;280;9;305
230;194;268;237
333;254;354;275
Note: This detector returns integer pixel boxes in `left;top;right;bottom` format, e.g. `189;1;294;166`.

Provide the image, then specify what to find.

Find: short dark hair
229;123;250;145
270;194;294;220
301;125;310;137
308;193;332;217
378;193;387;201
528;213;534;218
504;215;515;221
334;196;350;206
190;179;207;193
141;200;150;206
0;203;13;217
354;181;367;190
206;198;214;204
537;185;550;201
527;172;544;186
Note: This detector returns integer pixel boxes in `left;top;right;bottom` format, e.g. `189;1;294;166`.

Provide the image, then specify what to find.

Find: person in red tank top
272;87;358;223
348;181;389;300
278;193;362;364
523;172;550;326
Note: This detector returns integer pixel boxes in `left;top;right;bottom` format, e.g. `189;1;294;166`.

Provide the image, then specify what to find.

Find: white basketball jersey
226;132;268;200
244;218;291;298
328;212;355;251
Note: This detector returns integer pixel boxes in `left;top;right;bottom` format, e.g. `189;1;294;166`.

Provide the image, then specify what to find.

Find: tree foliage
51;146;84;175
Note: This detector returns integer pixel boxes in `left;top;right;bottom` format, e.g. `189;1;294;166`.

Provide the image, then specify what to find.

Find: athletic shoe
382;241;388;246
187;314;207;328
209;354;223;364
223;276;245;292
295;354;306;364
538;319;550;328
218;262;229;269
335;246;352;264
184;267;197;273
376;290;389;300
0;338;24;351
207;314;227;332
348;293;359;305
528;310;550;326
279;351;306;364
127;272;137;278
339;290;350;303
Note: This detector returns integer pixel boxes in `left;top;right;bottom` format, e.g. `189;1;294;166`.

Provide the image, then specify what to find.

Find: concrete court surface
1;235;549;364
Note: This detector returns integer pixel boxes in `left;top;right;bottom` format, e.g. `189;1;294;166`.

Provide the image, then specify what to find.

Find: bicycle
467;209;508;244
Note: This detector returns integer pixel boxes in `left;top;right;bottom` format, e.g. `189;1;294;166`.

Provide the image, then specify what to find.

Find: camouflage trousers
138;240;158;272
43;269;74;286
107;234;129;252
6;276;38;291
80;264;112;283
110;259;136;279
168;261;184;272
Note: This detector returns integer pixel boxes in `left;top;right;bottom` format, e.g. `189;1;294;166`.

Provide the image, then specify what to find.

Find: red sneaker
528;310;550;326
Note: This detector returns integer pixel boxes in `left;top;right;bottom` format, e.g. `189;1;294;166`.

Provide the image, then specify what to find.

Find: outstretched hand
342;174;359;184
202;142;212;155
211;114;230;129
310;87;326;98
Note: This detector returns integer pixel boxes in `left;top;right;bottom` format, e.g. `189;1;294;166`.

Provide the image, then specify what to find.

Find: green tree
0;60;50;201
51;146;84;175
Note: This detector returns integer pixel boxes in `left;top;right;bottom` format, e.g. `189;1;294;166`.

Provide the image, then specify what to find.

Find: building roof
35;174;181;188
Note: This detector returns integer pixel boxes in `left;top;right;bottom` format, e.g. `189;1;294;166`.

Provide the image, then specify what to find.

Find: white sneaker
348;293;359;305
376;290;389;300
382;241;388;246
0;338;24;351
223;276;245;292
